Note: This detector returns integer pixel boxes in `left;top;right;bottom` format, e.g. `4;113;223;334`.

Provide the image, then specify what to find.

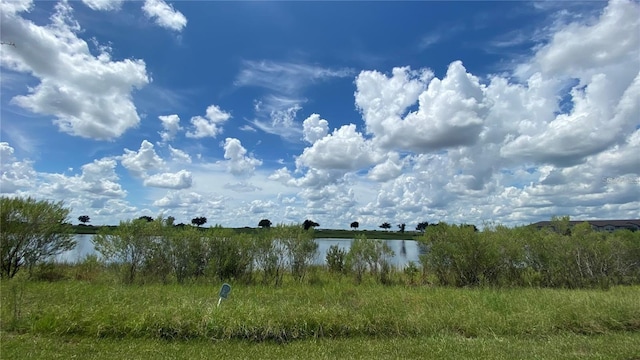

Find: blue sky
1;0;639;229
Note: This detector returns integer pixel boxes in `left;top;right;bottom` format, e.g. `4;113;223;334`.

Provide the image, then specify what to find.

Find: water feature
58;235;424;268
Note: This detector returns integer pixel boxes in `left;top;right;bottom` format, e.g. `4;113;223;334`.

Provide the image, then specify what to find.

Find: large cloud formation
275;0;640;228
1;0;638;229
0;0;150;140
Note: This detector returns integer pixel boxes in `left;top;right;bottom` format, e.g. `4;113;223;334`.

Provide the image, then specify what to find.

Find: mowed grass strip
2;331;640;360
2;281;639;342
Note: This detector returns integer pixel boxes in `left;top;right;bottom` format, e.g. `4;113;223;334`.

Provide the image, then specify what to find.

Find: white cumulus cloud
169;145;191;163
367;152;405;182
501;0;640;167
153;190;203;208
143;170;192;189
186;105;231;139
222;138;262;176
142;0;187;32
296;124;380;172
0;142;37;193
158;114;182;142
302;113;329;144
0;1;150;140
120;140;165;177
355;61;488;152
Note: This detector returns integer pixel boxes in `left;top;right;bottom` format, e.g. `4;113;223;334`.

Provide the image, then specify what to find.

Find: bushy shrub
252;229;286;286
346;235;394;284
1;197;75;279
420;220;640;288
32;261;67;282
278;225;318;282
403;261;420;285
206;230;254;283
420;223;499;287
326;245;347;274
74;254;103;282
164;225;205;284
93;218;161;284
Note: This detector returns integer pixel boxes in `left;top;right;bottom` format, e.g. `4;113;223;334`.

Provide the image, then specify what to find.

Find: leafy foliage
258;219;272;229
78;215;90;224
206;229;253;282
326;244;347;274
550;215;572;235
191;217;207;227
0;197;75;278
416;222;429;232
403;261;420;285
346;235;394;284
252;230;286;286
419;220;640;288
164;225;205;283
93;218;161;284
350;221;359;230
379;222;391;231
278;225;318;282
303;220;319;231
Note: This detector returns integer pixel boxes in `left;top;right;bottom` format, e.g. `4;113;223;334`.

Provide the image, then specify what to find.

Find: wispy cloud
489;30;533;48
417;25;465;51
239;124;257;132
235;60;354;93
251;102;303;142
418;34;442;50
235;60;353;141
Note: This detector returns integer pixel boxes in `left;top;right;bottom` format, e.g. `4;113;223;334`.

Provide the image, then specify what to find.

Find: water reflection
313;238;421;268
58;235;423;268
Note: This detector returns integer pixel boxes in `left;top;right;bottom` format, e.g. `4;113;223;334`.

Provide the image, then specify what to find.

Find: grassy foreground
2;280;639;358
2;332;640;360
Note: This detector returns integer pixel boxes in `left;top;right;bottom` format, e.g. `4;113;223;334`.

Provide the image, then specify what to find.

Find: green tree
138;215;154;222
165;225;204;283
258;219;272;228
0;197;75;278
379;222;391;231
206;228;253;282
326;244;347;274
93;218;161;284
416;222;429;232
350;221;359;230
253;230;286;285
550;215;572;235
303;219;319;231
419;222;498;286
346;235;394;284
78;215;90;224
191;216;207;227
278;225;318;282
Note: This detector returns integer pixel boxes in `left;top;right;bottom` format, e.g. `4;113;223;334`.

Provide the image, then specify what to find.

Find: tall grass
3;218;639;358
2;280;638;342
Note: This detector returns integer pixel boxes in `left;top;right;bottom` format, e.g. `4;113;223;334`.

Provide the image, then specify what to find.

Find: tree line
3;197;638;289
78;214;467;235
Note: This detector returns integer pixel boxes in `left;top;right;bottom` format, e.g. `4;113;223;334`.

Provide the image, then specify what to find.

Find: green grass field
3;332;639;360
2;278;639;359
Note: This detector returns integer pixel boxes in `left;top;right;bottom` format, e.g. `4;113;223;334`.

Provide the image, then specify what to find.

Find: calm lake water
57;235;423;268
